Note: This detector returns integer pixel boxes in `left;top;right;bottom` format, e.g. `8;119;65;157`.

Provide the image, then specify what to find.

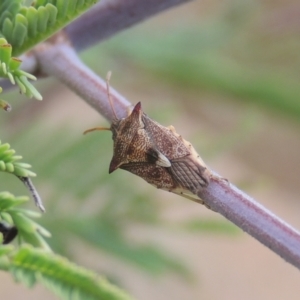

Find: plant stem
65;0;192;51
199;174;300;269
34;42;129;121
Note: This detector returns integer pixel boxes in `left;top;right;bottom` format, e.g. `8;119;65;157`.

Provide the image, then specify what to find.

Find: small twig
17;176;45;212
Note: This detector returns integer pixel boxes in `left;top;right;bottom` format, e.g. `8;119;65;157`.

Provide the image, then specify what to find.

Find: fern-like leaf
0;139;36;177
0;192;50;249
0;37;42;102
9;245;133;300
0;0;98;56
0;139;45;210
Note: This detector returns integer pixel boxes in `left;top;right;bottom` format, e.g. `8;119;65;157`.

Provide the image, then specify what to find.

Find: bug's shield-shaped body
109;102;211;204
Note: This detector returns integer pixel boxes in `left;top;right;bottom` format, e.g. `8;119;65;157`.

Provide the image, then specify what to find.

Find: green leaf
2;17;14;39
37;6;50;33
0;42;12;64
26;6;38;37
0;194;28;210
11;18;27;47
8;56;22;70
0;192;49;249
0;140;36;177
0;0;99;56
10;246;134;300
0;38;42;102
0;244;14;256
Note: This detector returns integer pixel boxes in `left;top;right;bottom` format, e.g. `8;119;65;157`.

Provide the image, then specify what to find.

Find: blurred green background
1;0;300;299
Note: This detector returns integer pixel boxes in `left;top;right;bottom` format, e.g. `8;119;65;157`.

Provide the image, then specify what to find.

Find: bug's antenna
83;72;117;135
106;71;118;121
83;127;110;134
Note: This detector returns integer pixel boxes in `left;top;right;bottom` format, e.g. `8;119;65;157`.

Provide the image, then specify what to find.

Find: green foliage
0;139;35;178
0;0;98;56
0;37;42;105
0;192;50;249
0;245;133;300
0;0;98;105
0;139;36;177
0;192;136;299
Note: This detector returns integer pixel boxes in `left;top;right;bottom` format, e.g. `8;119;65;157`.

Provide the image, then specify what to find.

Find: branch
33;41;300;270
34;41;129;121
65;0;192;51
199;174;300;269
